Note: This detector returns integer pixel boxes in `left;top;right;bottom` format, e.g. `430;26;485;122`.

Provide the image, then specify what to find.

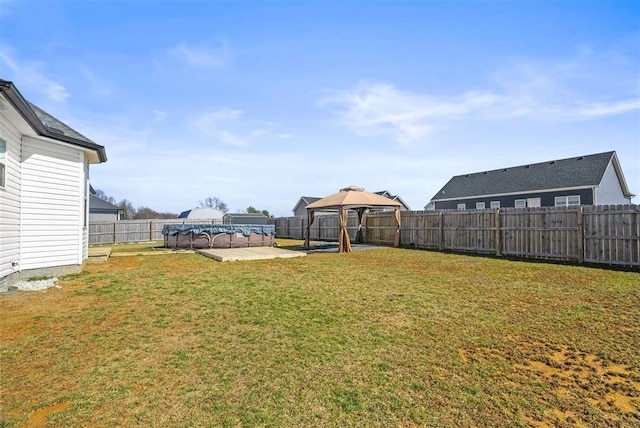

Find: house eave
0;79;107;163
430;185;596;203
606;153;633;198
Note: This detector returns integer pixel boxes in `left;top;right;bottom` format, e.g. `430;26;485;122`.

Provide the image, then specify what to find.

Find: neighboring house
374;190;411;211
223;213;268;225
426;151;634;210
0;79;107;290
292;196;322;217
292;191;410;216
178;206;224;222
89;195;122;222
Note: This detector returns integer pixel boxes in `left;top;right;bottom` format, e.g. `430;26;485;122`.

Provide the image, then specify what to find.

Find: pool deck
87;247;112;263
197;247;307;262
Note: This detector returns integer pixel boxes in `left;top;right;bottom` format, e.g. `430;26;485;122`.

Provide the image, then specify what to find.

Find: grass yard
1;243;639;427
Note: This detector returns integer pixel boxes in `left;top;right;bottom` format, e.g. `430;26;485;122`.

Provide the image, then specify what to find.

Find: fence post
577;205;584;263
495;208;501;256
150;221;153;242
113;222;117;244
439;212;444;251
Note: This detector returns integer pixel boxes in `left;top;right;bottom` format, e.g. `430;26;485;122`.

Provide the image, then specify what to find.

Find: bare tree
94;188;117;205
134;207;178;219
118;199;137;220
200;196;229;213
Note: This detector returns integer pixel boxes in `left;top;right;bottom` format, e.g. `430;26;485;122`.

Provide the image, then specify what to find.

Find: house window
515;199;526;208
476;202;485;209
527;198;541;208
0;139;6;188
457;203;466;210
555;195;581;207
490;201;500;209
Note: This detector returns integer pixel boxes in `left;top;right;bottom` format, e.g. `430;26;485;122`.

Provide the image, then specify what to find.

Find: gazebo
304;185;402;253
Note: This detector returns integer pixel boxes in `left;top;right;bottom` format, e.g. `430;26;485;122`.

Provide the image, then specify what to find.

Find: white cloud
78;66;114;98
191;108;247;146
576;100;640;118
321;82;499;144
0;45;69;102
152;110;169;123
169;41;228;69
323;47;639;144
190;107;289;147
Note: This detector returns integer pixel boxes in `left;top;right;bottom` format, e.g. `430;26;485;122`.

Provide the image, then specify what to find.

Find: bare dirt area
461;336;640;426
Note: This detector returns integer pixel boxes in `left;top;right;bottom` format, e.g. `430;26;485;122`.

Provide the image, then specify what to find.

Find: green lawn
1;244;638;426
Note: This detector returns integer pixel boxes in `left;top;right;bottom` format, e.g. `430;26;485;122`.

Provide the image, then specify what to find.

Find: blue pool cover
161;223;275;237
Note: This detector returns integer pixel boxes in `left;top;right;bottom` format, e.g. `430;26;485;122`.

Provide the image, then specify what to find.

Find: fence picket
270;205;639;267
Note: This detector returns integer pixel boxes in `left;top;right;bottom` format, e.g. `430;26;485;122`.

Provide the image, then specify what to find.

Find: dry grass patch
1;246;638;426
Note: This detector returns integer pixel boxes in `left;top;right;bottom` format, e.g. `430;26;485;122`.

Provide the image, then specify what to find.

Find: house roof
292;196;322;212
374;190;411;210
430;151;631;202
306;185;402;210
89;195;121;212
0;79;107;163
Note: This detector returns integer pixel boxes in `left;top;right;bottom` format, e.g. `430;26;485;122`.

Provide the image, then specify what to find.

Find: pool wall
162;224;275;249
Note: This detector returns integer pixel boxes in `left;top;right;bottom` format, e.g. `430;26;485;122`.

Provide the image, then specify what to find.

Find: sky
1;0;638;216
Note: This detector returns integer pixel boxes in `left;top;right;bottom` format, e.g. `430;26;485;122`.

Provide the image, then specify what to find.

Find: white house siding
0;116;22;281
19;136;84;271
596;161;628;205
82;159;89;261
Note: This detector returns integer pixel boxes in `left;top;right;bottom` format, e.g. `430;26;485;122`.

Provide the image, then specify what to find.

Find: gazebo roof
306;185;402;210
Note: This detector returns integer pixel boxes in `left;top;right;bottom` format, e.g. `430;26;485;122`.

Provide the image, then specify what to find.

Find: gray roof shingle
430;152;616;201
28;102;97;145
90;195;121;212
0;79;106;162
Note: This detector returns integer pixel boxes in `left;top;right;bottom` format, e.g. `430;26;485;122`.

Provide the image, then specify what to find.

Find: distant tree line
245;206;271;218
93;189;179;220
94;191;272;219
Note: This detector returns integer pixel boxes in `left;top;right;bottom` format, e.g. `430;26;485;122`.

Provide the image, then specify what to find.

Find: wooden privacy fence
89;219;223;244
275;205;639;268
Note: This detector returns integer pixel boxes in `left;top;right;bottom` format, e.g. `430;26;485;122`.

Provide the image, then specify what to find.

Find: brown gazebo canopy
304;185;402;253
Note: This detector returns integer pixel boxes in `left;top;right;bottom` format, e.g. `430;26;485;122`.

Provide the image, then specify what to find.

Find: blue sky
1;0;638;216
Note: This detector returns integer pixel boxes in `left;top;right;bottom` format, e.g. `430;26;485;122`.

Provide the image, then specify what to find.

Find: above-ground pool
162;224;275;249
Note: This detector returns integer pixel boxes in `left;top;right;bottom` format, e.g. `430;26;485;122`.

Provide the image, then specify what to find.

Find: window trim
457;203;466;210
555;195;581;207
526;198;541;208
476;202;486;209
490;201;500;209
514;199;526;208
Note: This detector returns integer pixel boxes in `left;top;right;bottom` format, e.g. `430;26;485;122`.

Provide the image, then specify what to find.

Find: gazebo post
303;186;400;253
338;207;352;253
356;208;366;244
304;210;314;248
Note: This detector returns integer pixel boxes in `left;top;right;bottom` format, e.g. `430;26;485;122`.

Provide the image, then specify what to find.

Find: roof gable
374;190;411;210
292;196;321;212
0;79;107;163
90;195;121;212
431;152;617;201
